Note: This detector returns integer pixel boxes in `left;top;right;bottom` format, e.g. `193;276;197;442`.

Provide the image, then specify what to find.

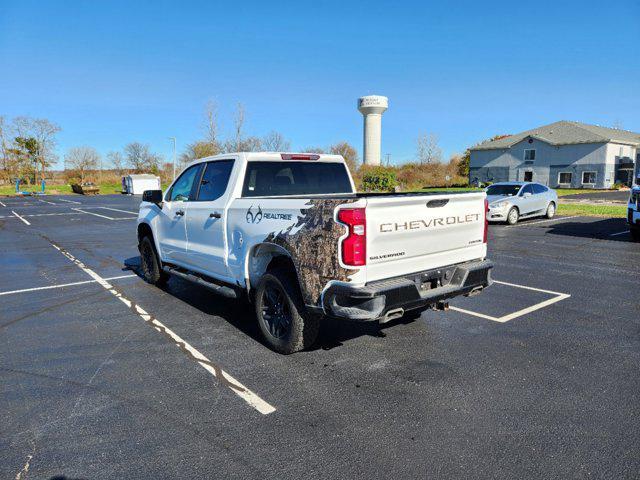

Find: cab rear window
242;161;352;197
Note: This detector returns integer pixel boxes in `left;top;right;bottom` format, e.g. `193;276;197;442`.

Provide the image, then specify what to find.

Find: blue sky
1;0;639;168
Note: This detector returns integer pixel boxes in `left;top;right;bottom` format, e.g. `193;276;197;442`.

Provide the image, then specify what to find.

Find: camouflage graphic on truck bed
264;198;359;306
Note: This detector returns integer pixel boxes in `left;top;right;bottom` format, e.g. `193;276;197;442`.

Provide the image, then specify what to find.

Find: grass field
0;182;169;196
557;203;627;218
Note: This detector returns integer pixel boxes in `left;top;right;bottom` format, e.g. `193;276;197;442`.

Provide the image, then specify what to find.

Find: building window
582;171;597;185
524;149;536;161
558;172;572;184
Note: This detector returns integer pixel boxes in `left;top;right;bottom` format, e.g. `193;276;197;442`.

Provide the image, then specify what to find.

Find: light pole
168;137;176;179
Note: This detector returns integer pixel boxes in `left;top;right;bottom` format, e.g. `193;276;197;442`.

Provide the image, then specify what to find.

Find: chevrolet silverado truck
137;152;493;353
629;186;640;241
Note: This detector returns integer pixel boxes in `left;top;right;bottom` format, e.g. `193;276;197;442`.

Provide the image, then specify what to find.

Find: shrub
361;166;398;192
396;161;467;191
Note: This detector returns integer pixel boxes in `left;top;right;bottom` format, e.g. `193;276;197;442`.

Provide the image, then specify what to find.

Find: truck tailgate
364;193;487;283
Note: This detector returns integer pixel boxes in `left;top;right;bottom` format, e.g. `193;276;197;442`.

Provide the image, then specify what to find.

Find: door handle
175;210;184;216
209;212;222;219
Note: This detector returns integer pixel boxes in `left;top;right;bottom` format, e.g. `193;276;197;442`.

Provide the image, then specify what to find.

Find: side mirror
522;192;532;198
143;190;163;207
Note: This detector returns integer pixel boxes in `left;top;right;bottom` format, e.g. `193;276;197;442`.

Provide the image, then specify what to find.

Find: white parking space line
0;274;137;296
98;207;138;215
492;280;566;296
26;212;84;218
72;208;116;220
72;207;136;221
610;230;630;237
508;215;581;227
449;280;570;323
37;199;57;205
0;212;84;219
0;200;6;207
50;242;276;415
11;210;31;225
56;198;82;204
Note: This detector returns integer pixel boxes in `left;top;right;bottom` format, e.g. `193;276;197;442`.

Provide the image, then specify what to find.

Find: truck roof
191;152;346;164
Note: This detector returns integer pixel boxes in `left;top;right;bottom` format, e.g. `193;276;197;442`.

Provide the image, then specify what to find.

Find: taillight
338;208;366;266
280;153;320;160
483;198;489;243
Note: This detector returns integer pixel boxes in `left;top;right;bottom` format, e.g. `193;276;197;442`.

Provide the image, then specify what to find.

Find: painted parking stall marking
609;230;630;237
0;274;136;297
11;210;31;225
0;212;84;219
56;198;82;204
97;207;138;215
49;241;276;415
450;280;570;323
507;215;581;227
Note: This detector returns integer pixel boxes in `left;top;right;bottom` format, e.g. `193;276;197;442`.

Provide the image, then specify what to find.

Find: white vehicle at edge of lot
136;152;493;353
486;182;558;225
628;186;640;241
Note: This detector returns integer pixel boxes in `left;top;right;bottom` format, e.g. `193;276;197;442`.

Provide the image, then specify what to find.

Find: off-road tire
255;268;320;354
139;236;168;286
506;207;519;225
546;202;556;219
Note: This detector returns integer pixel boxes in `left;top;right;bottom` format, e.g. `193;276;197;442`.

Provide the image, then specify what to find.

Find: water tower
358;95;388;166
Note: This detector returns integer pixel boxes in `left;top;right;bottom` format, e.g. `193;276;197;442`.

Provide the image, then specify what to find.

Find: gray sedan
486;182;558;225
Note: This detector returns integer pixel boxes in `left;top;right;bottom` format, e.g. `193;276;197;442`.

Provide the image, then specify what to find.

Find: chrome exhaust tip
380;308;404;324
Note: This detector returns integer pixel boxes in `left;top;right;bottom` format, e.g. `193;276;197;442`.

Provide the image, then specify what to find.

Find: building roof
470;120;640;151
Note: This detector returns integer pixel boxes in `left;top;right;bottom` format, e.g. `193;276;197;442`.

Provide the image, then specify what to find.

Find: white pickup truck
137;152;492;353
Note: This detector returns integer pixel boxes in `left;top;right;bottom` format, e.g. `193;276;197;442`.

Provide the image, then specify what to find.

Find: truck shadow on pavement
543;217;634;242
123;256;414;352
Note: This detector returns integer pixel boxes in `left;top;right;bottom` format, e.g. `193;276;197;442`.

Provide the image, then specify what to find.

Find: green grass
557;203;627;218
0;182;170;196
555;188;618;197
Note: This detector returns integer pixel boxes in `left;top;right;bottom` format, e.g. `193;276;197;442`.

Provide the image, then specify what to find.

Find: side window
167;165;201;202
532;184;547;194
520;184;534;195
196;160;234;201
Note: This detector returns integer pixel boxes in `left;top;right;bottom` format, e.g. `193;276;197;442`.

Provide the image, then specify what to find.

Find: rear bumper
322;259;493;321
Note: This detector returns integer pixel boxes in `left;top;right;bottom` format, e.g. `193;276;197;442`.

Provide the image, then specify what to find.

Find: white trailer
122;174;161;195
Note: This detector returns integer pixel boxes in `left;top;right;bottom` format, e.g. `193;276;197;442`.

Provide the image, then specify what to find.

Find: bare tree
0;116;10;183
32;118;61;179
301;146;326;154
11;116;60;182
262;131;290;151
124;142;161;172
179;141;220;167
240;136;262;152
108;151;126;176
203;100;222;153
66;146;100;183
329;141;359;173
416;133;442;164
234;103;245;150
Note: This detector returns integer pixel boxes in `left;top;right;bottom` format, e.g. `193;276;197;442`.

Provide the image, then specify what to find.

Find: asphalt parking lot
1;194;639;479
